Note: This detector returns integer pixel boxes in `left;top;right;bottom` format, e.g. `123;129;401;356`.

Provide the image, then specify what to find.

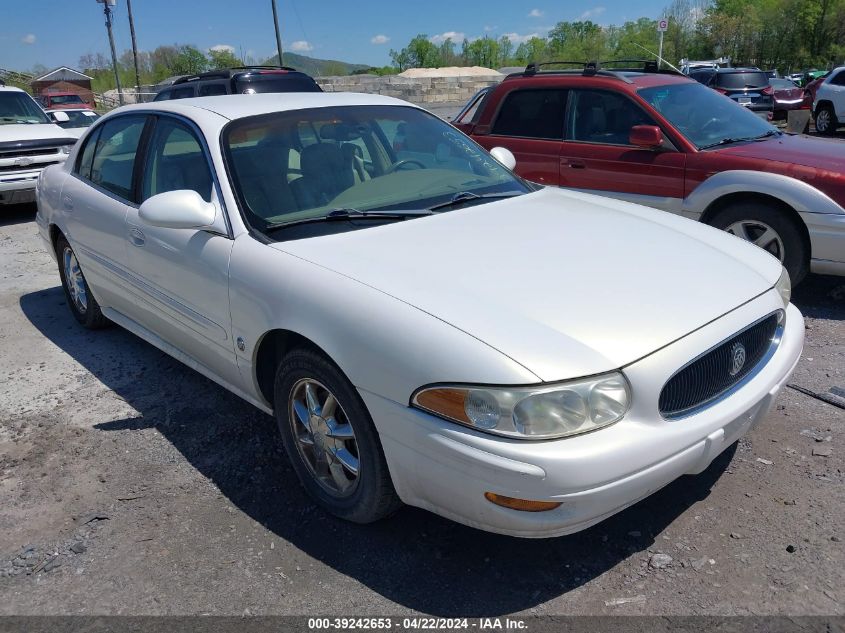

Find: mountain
261;52;370;77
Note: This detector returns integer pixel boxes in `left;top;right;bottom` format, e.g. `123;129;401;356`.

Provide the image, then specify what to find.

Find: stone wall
316;74;504;105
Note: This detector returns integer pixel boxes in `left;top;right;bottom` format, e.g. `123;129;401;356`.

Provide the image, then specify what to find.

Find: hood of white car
275;187;782;382
0;123;77;144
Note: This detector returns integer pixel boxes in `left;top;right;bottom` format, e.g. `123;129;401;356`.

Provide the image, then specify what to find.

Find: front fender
684;170;845;218
228;235;539;409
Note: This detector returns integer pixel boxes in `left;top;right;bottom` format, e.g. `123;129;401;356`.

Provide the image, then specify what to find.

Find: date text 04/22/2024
307;618;528;630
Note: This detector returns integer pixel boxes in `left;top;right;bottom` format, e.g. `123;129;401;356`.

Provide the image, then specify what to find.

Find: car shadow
0;202;37;227
792;273;845;320
21;286;738;616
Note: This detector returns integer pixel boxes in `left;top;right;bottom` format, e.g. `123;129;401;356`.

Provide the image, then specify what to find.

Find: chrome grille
659;312;781;418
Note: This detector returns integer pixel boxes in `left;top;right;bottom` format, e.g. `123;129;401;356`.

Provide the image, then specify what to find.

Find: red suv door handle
562;159;587;169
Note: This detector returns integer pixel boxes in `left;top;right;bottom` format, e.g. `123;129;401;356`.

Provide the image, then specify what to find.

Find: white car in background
812;66;845;135
46;107;100;138
36;93;803;537
0;85;76;205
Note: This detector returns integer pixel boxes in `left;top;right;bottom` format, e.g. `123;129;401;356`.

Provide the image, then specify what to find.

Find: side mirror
629;125;663;149
139;190;216;230
489;146;516;170
51;111;70;123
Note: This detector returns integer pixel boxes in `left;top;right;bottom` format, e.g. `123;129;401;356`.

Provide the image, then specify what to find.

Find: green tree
208;48;242;70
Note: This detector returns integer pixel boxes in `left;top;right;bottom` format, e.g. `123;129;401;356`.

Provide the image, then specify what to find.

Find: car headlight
775;267;791;308
412;372;630;440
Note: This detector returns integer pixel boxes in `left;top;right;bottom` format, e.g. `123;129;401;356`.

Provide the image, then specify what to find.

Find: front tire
815;104;838;136
274;348;401;523
709;202;808;285
55;235;110;329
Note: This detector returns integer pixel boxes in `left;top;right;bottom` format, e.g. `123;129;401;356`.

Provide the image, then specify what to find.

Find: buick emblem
729;342;747;376
14;156;34;167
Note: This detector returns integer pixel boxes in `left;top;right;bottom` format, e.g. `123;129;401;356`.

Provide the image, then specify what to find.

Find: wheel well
815;99;834;114
49;225;63;253
254;329;327;408
700;192;811;262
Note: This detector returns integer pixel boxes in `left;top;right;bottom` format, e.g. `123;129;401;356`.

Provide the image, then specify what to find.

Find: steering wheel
386;159;426;173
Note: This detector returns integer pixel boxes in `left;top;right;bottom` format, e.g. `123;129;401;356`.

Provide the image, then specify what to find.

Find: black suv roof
172;66;303;84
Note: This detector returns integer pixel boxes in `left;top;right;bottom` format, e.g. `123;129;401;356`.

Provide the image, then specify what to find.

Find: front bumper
363;292;803;538
0;171;40;205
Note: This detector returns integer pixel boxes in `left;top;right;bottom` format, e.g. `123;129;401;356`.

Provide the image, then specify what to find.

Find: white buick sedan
36;93;804;538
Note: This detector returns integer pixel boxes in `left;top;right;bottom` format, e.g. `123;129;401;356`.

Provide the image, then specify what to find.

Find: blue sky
2;0;669;72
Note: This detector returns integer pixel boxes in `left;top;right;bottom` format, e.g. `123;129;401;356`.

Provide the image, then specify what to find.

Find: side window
168;86;196;100
75;124;102;180
199;83;227;96
141;118;213;203
569;90;656;146
831;71;845;86
491;89;568;139
89;115;147;200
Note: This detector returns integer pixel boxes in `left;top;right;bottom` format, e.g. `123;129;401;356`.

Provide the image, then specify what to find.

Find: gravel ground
0;203;842;616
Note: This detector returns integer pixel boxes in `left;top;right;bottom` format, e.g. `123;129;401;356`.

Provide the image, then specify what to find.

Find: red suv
455;62;845;283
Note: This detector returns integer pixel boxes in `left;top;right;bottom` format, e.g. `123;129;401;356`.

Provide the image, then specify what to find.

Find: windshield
0;91;51;124
224;105;528;235
638;82;776;150
49;94;85;104
57;110;99;128
714;71;769;89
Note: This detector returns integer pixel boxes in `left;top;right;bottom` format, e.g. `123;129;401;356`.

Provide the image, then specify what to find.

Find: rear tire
274;347;402;524
709;202;808;285
815;104;838;136
55;235;110;329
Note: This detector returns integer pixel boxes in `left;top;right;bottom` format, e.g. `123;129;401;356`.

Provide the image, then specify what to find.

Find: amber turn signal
484;492;562;512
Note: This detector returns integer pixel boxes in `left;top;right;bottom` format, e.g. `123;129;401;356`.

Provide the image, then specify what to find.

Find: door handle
566;159;587;169
62;194;73;211
129;226;145;247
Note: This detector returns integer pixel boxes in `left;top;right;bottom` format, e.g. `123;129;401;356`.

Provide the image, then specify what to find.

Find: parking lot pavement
0;204;842;616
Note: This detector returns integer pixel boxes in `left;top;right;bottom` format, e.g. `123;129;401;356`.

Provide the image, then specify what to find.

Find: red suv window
491;89;568;139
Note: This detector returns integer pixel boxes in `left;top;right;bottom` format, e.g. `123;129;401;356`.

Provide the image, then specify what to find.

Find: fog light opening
484;492;562;512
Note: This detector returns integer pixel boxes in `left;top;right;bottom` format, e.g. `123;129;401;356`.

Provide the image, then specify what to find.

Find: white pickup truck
0;85;77;206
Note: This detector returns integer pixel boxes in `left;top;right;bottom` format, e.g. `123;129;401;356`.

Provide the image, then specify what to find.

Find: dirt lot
0;203;842;616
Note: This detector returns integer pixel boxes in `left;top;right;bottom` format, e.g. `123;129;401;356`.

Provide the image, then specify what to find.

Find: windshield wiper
700;129;780;150
264;207;433;232
427;191;523;212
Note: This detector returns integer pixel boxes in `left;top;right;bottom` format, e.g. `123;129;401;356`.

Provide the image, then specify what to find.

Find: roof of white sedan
114;92;421;121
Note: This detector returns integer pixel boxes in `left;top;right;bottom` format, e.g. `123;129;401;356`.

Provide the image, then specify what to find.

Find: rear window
715;71;769;89
233;73;322;94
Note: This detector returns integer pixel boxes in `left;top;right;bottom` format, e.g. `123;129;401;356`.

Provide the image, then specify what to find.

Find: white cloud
370;34;390;44
429;31;465;44
502;32;542;44
289;40;313;52
483;25;498;32
21;34;36;45
209;44;235;53
580;6;606;19
528;8;544;17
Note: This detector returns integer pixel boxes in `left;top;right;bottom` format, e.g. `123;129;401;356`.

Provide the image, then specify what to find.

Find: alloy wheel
815;109;830;132
62;247;88;314
725;220;786;262
288;378;360;497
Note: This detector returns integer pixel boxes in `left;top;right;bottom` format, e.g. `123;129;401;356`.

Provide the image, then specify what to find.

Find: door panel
560;89;686;209
124;116;238;385
475;87;568;185
60;115;148;311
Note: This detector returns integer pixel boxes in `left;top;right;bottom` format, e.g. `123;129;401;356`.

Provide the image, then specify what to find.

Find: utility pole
271;0;284;66
97;0;124;105
127;0;141;100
